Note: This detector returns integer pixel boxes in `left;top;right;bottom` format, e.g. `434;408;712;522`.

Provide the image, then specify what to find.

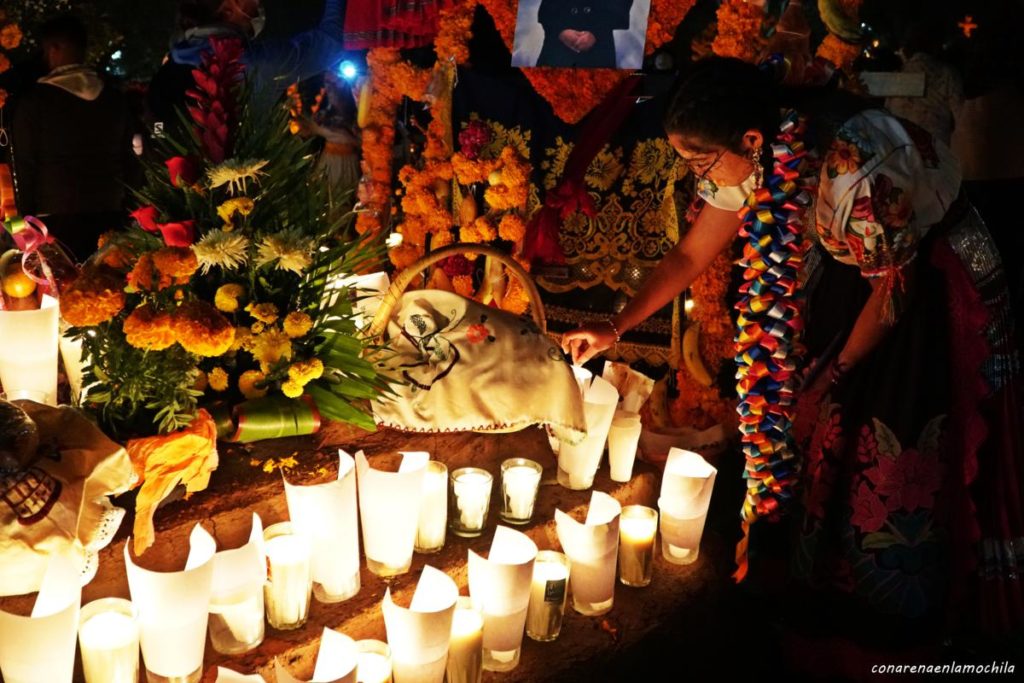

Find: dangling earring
751;147;764;187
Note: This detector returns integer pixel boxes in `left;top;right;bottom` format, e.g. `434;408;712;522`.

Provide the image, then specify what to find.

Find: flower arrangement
62;37;387;437
0;10;22;107
712;0;767;62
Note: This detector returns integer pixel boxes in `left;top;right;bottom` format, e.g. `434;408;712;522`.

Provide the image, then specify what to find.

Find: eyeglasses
678;148;725;183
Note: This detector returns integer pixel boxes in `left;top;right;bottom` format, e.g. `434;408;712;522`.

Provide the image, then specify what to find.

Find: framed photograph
511;0;652;69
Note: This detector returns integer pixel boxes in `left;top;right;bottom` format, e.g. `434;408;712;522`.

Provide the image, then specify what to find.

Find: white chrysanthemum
207;159;269;195
257;230;313;274
192;229;251;273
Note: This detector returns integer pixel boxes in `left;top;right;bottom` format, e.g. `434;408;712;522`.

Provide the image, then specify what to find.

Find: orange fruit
2;264;37;298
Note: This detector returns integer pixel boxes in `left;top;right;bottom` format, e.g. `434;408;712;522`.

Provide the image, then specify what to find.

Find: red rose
130;205;160;232
165;156;199;188
157;220;196;247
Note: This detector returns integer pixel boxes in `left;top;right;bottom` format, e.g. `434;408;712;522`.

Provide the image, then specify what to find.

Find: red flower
166;156;200;188
156;220;196;248
865;447;942;513
850;481;889;533
131;205;160;232
458;120;492;160
466;323;490;344
441;254;474;278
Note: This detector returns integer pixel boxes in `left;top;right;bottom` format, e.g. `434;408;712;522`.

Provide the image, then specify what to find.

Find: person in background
148;0;346;139
536;0;633;68
306;73;360;205
11;15;135;262
885;17;963;146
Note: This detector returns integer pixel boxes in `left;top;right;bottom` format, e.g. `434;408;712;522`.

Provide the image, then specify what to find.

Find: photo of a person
512;0;652;69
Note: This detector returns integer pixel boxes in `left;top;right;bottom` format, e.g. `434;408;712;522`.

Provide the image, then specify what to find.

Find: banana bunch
682;323;714;388
817;0;862;42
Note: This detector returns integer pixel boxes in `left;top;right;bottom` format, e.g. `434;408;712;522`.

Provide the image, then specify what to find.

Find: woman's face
667;132;756;187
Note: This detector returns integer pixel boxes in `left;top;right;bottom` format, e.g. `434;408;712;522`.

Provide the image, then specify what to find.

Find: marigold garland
712;0;767;62
815;33;860;73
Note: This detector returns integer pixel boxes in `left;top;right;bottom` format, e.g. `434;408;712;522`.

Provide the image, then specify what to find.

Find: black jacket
537;0;633;68
12;69;134;218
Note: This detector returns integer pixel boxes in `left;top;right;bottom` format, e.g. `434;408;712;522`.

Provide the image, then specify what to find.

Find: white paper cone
285;452;361;601
273;628;358;683
0;295;59;404
467;526;538;653
125;524;216;679
607;416;642;483
382;565;458;683
58;326;88;404
357;450;428;575
215;667;268;683
209;513;266;653
660;449;718;517
558;368;619;489
554;492;621;614
0;554;81;683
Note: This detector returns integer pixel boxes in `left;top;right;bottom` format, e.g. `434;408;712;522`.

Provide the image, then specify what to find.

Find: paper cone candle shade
356;450;429;577
274;628;359;683
467;526;538;672
215;667;267;682
285;451;361;602
0;294;59;404
557;368;619;490
382;565;458;683
59;322;88;404
659;449;717;565
209;513;266;655
554;491;621;616
124;523;217;683
0;554;81;683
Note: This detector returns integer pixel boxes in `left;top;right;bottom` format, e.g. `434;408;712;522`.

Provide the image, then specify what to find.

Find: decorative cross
959;15;978;38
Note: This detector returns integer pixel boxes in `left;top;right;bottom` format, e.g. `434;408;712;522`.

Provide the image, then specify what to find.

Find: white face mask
696;171;759;212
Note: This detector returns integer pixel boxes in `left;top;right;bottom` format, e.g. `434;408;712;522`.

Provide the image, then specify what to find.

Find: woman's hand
561;321;618;365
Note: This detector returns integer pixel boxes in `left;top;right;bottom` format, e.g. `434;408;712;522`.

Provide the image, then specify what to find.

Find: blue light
337;60;358;81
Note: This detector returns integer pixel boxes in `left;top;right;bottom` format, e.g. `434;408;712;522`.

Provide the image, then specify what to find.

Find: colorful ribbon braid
733;112;811;581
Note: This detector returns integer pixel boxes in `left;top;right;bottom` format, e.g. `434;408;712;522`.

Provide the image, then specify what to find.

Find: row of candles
0;445;716;683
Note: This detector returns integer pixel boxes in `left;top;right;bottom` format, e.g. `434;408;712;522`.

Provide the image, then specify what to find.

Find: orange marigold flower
208;367;229;392
389;243;422;269
498;214;527;243
282;311;313;338
238;369;268;399
174;301;235;356
246;302;279;324
452;274;475;298
0;24;22;51
152;246;199;282
60;267;127;327
127;253;172;291
471;216;497;242
123;304;176;350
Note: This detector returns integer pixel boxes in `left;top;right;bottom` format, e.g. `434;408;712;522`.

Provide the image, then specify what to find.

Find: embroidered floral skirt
787;208;1023;644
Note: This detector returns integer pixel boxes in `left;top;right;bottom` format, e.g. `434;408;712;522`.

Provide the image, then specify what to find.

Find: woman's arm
561;203;742;364
833;269;914;373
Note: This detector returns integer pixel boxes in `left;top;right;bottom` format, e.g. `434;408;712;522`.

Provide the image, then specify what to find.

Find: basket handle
367;243;546;339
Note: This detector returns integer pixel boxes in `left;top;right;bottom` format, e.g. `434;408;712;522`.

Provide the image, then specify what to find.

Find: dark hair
39;15;88;60
664;57;869;153
178;0;223;31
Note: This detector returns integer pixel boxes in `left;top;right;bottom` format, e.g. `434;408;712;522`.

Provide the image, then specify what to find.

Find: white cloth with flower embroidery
370;290;586;443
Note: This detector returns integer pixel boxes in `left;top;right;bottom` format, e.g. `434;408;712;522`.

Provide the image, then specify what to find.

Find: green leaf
861;532;901;550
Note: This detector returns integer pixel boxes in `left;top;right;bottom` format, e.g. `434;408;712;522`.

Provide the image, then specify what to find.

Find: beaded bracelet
605;319;622;343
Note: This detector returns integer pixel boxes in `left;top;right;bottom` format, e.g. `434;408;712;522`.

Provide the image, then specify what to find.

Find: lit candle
355;640;393;683
450;468;493;538
447;597;483;683
618;505;657;587
499;459;542;525
525;551;570;642
78;599;140;683
607;412;642;482
415;461;448;554
208;588;264;654
263;523;312;630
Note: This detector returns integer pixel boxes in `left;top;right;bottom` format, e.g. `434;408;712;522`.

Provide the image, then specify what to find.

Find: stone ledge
77;424;727;682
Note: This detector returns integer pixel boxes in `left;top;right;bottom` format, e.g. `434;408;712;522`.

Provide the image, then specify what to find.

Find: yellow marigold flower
152;247;199;282
60;267;127;327
123;304;176;350
238;369;268;399
231;326;254;352
287;358;324;386
252;328;293;372
246;302;279;324
208;367;229;392
498;214;527;243
281;379;304;398
174;301;235;356
215;283;246;313
216;197;255;225
283;311;313;338
251;321;266;334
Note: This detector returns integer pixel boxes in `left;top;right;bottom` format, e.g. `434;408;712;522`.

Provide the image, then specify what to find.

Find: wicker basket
366;243;546;341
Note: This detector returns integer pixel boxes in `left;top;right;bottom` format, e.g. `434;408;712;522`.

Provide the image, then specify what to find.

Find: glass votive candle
449;468;493;538
525;551;570;642
607;411;642;482
499;458;543;525
415;460;448;554
78;598;140;683
618;505;658;587
355;639;393;683
447;596;483;683
208;582;265;655
263;522;312;631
